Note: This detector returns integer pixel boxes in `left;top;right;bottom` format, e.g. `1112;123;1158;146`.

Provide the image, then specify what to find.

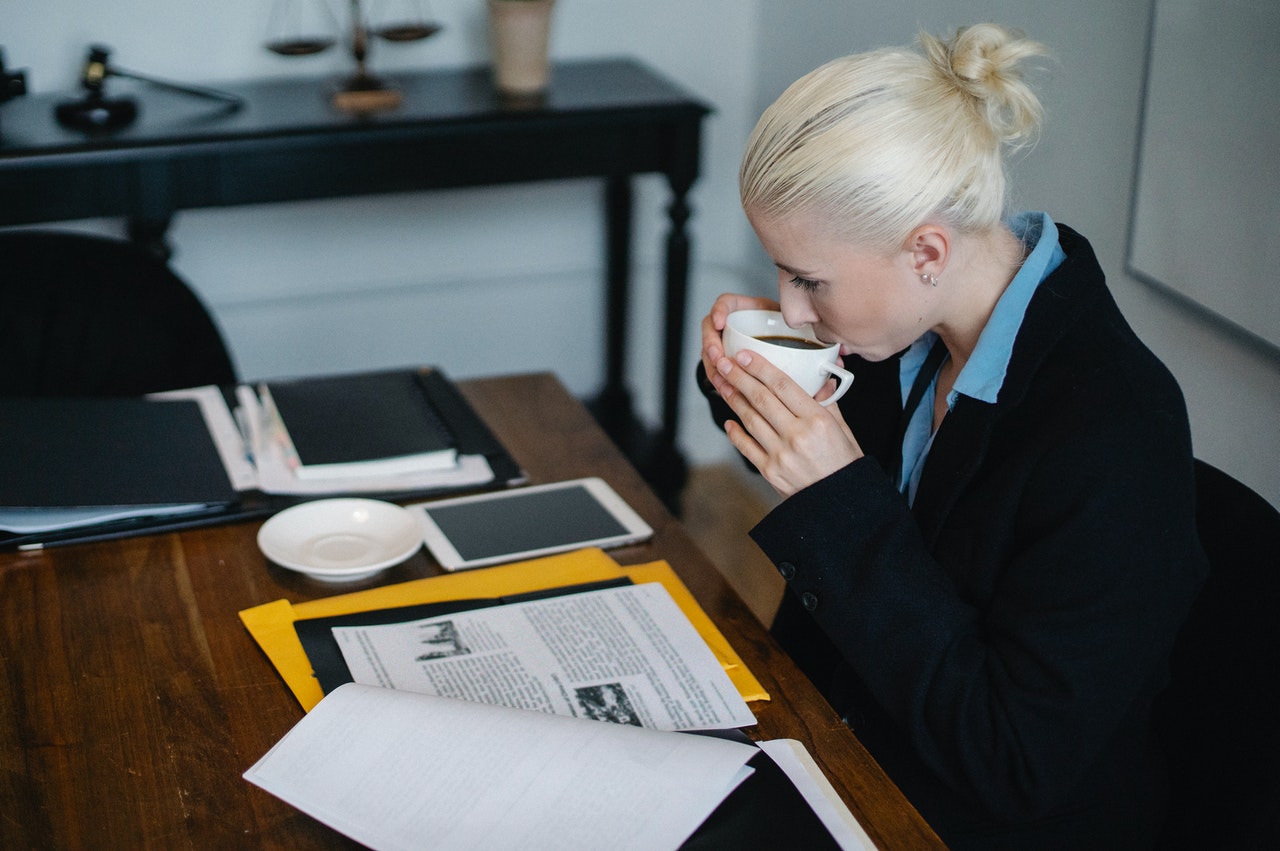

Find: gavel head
80;45;113;96
0;47;28;105
56;45;136;131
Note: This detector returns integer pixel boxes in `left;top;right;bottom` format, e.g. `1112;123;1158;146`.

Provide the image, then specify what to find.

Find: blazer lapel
910;400;998;547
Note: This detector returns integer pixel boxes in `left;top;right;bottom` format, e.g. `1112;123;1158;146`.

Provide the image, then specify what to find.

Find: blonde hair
740;23;1048;252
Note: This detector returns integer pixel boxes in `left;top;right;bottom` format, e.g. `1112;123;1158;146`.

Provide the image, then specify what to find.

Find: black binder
265;370;457;476
0;396;239;542
264;367;523;487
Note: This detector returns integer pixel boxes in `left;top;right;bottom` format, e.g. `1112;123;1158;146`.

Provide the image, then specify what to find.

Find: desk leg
588;174;689;512
126;215;173;262
651;118;704;513
600;175;632;418
652;187;692;507
590;177;637;445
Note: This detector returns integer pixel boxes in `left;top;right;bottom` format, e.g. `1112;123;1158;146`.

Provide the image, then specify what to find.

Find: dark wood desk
0;59;710;504
0;373;943;849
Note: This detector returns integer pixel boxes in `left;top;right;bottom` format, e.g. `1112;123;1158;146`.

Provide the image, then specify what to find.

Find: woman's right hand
700;292;779;390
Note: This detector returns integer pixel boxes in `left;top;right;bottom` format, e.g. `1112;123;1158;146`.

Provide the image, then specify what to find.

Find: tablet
411;478;653;571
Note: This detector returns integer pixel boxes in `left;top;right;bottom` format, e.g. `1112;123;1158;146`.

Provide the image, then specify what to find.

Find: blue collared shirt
898;212;1067;503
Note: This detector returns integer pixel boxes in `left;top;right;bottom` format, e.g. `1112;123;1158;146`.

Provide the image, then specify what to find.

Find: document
244;682;757;851
333;582;757;732
244;564;868;849
237;551;770;712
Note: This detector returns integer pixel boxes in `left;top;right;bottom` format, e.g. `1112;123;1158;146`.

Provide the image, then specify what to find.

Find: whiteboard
1127;0;1280;351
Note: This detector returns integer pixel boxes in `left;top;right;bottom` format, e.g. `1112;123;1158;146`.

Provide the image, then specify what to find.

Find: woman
699;24;1207;849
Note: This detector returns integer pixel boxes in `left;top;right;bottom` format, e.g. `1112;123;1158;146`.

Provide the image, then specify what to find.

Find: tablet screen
422;484;632;563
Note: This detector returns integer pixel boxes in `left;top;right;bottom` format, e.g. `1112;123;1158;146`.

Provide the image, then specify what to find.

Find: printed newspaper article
332;582;757;731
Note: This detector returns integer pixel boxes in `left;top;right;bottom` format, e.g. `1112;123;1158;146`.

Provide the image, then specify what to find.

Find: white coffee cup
722;310;854;406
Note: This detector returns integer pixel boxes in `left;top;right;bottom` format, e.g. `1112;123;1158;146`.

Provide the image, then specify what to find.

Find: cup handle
817;362;854;407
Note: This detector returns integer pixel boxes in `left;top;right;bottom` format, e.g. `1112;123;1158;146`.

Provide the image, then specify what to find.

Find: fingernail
716;357;733;376
734;351;752;366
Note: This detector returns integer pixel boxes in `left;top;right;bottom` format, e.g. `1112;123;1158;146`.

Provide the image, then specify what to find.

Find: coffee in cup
722;309;854;406
753;335;826;349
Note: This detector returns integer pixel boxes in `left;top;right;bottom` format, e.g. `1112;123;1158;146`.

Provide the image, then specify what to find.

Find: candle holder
266;0;441;113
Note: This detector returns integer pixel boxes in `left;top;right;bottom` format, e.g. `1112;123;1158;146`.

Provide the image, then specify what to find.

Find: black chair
1154;459;1280;849
0;229;237;396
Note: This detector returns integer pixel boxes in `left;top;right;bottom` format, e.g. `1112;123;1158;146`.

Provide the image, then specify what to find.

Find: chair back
1154;459;1280;848
0;229;237;396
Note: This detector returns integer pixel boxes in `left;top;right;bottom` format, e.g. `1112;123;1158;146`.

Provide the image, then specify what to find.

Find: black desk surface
0;57;706;154
0;57;710;221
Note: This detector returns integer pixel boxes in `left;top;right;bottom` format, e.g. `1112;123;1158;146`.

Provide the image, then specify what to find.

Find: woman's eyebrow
775;260;819;277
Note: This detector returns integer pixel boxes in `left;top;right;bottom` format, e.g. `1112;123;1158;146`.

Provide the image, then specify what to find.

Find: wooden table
0;373;943;849
0;59;710;504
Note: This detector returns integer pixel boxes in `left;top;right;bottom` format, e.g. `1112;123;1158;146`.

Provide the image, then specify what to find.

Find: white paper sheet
244;682;756;851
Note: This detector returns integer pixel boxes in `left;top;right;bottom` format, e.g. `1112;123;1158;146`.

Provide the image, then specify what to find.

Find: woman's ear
906;225;949;279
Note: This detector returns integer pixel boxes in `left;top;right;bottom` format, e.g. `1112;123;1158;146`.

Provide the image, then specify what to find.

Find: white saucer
257;498;421;582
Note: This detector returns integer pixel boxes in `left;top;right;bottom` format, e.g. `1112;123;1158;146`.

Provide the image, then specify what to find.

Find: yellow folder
239;547;769;711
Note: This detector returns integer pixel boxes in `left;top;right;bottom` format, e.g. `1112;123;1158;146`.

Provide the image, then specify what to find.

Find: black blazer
702;225;1208;849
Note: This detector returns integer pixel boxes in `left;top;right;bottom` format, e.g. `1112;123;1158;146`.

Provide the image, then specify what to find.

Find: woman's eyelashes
789;274;822;292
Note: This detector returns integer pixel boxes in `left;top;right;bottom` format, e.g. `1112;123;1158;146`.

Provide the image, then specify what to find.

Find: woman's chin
842;345;893;363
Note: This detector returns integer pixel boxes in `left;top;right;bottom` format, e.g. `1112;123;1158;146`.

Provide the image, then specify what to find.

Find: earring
921;273;938;287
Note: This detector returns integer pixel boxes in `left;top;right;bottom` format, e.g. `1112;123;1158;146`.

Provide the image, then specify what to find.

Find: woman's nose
777;278;819;328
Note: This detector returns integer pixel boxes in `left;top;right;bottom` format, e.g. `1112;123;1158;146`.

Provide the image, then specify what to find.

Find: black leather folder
263;366;522;488
265;369;457;476
0;396;239;539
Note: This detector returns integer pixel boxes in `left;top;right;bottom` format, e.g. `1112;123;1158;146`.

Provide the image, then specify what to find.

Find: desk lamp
266;0;442;114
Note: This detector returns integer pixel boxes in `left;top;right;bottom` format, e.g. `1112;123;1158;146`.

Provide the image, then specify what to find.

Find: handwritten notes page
244;682;756;851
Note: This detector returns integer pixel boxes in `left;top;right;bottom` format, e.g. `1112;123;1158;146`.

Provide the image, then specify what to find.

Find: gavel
56;45;242;132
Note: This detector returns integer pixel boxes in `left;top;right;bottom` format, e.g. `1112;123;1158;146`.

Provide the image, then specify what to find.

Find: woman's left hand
713;347;863;498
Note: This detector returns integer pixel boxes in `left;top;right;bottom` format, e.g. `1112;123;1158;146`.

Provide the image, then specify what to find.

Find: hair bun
921;23;1047;148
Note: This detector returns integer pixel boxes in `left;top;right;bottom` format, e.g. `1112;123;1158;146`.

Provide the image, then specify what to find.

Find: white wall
5;0;1277;505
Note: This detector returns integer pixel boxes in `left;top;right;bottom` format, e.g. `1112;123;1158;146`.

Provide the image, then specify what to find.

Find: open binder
0;367;525;550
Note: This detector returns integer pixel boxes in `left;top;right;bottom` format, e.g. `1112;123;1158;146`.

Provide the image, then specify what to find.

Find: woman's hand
700;292;779;389
712;347;864;498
